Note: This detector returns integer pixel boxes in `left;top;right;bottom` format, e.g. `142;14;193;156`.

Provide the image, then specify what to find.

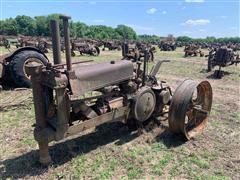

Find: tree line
0;14;239;43
0;14;137;40
176;36;240;44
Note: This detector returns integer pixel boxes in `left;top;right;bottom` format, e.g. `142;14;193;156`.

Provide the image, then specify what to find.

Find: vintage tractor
158;41;176;51
0;36;21;49
102;40;121;51
0;46;48;88
71;40;100;57
184;44;204;57
207;46;240;78
26;15;213;165
37;38;52;53
122;42;155;62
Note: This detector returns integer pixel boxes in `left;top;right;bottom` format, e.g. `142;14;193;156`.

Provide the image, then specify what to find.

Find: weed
73;156;86;178
189;154;209;169
152;153;172;176
127;164;143;180
19;137;35;146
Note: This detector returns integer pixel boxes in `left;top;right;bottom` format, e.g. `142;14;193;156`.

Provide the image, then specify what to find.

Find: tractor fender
3;46;49;63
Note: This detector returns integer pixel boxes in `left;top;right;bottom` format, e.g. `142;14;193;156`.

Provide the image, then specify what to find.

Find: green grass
19;137;35;146
229;111;240;123
189;154;210;169
151;142;168;152
98;159;118;179
72;156;86;178
126;164;143;180
152;153;172;176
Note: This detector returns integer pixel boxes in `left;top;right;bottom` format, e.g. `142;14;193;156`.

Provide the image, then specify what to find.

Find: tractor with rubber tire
122;42;155;62
207;46;240;78
0;47;48;88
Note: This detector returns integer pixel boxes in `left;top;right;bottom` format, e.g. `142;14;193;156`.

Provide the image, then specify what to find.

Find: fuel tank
69;60;134;95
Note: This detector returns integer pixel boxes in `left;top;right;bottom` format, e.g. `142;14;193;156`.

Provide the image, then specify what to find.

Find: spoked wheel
168;79;212;140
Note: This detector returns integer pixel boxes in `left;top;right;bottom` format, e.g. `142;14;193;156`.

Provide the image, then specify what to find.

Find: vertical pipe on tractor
50;20;62;64
25;64;52;165
142;50;148;86
60;15;72;71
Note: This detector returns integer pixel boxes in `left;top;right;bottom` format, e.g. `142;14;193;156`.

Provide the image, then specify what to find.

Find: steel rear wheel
168;79;212;140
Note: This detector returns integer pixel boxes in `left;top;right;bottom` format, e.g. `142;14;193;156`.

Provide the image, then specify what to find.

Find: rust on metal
69;60;134;95
168;79;212;139
26;15;213;165
60;15;72;71
50;20;62;64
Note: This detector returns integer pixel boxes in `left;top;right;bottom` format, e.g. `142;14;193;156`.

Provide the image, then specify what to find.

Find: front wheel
168;79;212;140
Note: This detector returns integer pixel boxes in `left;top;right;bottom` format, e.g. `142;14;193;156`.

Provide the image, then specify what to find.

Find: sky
1;0;239;38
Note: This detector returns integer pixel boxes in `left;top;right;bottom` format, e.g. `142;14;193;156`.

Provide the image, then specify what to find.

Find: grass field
0;46;239;179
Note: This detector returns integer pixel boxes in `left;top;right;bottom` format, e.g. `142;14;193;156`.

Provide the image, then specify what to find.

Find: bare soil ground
0;47;239;180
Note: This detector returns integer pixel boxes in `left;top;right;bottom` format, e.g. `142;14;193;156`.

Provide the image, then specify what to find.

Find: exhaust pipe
60;15;72;71
50;20;61;64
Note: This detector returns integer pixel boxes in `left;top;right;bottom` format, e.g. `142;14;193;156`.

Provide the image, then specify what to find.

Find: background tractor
207;46;240;78
0;47;48;88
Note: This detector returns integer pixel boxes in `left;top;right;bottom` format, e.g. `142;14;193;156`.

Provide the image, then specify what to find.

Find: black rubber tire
71;50;76;57
95;46;100;56
10;50;48;88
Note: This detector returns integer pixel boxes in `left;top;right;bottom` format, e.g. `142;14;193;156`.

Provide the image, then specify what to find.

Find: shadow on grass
206;70;234;79
0;122;139;179
155;125;187;148
200;68;235;79
0;122;186;179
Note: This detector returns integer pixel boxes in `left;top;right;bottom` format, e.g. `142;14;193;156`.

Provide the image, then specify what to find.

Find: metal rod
142;50;148;86
60;15;72;71
50;20;62;64
52;60;94;68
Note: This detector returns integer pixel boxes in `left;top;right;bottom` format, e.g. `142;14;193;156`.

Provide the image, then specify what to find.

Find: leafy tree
176;36;192;43
72;22;88;38
138;34;160;42
115;25;137;40
0;14;239;43
15;15;36;36
1;18;18;35
35;16;48;36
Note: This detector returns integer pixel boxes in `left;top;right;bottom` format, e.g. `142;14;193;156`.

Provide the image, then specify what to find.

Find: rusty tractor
184;44;204;57
207;46;240;78
26;15;213;165
102;40;121;51
122;42;155;62
37;38;52;53
0;36;20;50
71;40;100;57
159;41;176;51
18;36;52;53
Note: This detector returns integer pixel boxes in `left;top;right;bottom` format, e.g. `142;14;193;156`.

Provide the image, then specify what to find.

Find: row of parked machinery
0;30;239;89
